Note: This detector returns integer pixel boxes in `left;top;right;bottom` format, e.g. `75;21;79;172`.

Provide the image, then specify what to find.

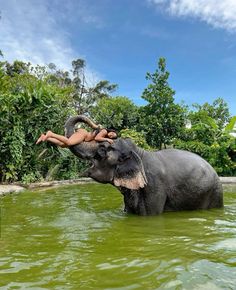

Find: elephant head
64;115;147;190
88;138;147;189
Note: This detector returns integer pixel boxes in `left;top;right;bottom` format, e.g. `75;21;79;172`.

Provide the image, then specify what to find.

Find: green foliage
188;110;218;129
192;98;230;130
91;96;139;131
181;113;219;146
120;129;151;150
0;55;234;183
174;140;210;158
21;172;42;185
139;58;187;149
54;148;89;180
225;116;236;133
174;107;236;176
0;58;118;183
174;135;236;176
0;60;77;182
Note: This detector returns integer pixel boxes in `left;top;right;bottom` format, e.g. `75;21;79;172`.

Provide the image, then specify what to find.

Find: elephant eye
96;146;107;159
118;152;130;162
107;146;114;152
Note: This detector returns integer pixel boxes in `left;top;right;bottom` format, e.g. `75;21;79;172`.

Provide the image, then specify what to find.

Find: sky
0;0;236;115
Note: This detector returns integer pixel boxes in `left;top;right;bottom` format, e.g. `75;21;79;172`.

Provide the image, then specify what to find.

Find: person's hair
93;127;118;138
106;128;118;138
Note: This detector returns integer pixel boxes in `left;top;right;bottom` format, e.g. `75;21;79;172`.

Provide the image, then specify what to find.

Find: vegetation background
0;55;235;183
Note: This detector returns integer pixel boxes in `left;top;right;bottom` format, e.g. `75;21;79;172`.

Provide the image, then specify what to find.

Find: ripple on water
212;238;236;251
176;259;236;290
0;184;236;289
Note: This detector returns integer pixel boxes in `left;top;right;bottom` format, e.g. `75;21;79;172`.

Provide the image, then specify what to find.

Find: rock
0;185;25;196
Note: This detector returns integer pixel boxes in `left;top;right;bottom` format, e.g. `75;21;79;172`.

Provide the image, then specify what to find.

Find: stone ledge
220;177;236;184
0;178;95;196
0;185;25;196
26;178;95;189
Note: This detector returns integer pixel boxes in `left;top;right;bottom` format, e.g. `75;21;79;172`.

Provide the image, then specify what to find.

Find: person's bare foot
36;134;46;144
44;130;53;141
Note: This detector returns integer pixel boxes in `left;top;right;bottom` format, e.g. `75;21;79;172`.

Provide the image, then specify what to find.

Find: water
0;183;236;290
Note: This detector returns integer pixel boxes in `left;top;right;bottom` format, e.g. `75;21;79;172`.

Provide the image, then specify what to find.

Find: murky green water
0;184;236;290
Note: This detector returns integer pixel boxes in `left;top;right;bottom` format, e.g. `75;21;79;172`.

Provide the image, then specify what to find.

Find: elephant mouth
85;161;114;184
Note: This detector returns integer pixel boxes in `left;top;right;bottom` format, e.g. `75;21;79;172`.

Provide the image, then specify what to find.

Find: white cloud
0;0;72;69
149;0;236;32
0;0;101;83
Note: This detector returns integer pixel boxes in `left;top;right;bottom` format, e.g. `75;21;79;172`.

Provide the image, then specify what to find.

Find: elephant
64;115;223;216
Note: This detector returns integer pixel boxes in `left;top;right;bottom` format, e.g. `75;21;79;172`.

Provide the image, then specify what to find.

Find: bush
120;129;151;150
174;134;236;176
0;61;77;182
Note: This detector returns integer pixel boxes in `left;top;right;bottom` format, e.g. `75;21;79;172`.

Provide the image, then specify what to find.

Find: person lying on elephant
36;127;118;147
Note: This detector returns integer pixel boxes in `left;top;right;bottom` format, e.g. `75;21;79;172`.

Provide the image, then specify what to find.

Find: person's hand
106;139;114;144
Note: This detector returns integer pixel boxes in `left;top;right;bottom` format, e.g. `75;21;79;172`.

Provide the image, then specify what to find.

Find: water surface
0;183;236;289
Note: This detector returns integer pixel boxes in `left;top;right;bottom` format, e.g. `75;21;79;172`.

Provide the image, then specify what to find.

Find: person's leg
44;129;87;146
36;133;46;144
46;137;67;147
36;133;67;147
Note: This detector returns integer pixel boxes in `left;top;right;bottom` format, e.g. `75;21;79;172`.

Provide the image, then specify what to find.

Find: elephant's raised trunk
64;115;101;160
64;115;101;138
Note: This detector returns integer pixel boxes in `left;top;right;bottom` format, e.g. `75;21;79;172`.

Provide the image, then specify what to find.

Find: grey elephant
65;115;223;216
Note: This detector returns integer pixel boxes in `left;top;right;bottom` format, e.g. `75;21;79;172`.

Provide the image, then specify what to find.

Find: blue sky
0;0;236;115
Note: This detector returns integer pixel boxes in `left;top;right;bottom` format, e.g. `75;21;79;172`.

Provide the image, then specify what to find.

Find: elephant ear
113;151;147;190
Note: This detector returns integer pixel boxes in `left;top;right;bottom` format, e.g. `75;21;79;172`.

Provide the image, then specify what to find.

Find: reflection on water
0;183;236;289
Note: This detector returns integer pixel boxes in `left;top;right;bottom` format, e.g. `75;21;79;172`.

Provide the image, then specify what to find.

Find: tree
71;59;118;115
192;98;230;130
186;110;219;145
47;59;118;115
139;57;186;149
91;96;139;131
174;103;236;176
4;60;31;76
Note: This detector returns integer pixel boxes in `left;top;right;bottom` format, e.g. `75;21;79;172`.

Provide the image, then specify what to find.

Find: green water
0;184;236;290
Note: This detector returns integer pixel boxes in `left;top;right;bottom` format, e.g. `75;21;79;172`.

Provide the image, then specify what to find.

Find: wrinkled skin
65;116;223;216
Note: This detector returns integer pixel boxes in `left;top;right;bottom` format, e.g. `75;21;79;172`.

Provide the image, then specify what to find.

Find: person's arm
94;129;114;144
